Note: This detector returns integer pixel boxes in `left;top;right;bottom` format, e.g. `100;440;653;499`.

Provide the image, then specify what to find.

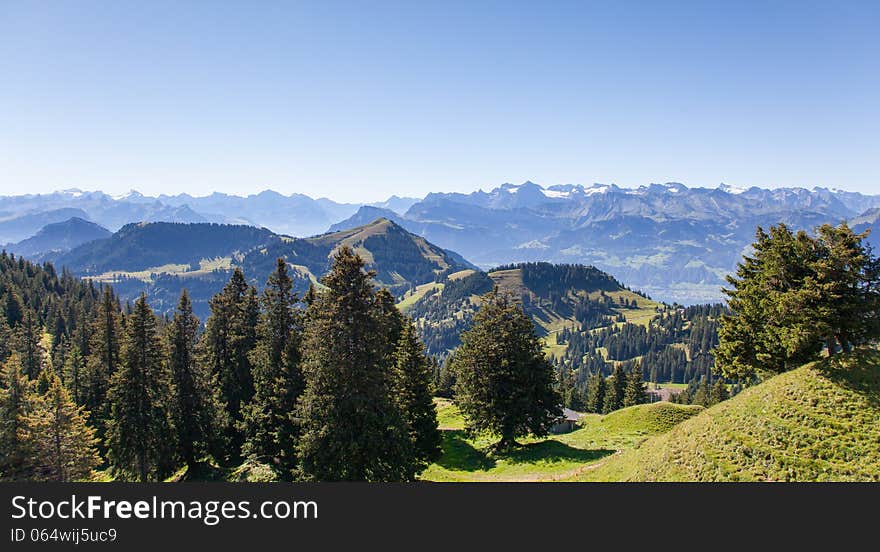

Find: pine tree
691;378;710;407
392;322;442;468
62;344;87;406
168;290;225;471
623;362;647;407
83;287;121;440
709;378;729;405
585;370;606;413
16;309;44;379
0;354;34;480
715;223;880;379
21;372;100;481
602;364;626;413
297;247;415;481
199;269;258;458
452;288;562;450
241;259;303;475
106;295;173;482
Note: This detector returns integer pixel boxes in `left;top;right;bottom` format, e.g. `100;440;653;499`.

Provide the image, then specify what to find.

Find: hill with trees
43;219;473;320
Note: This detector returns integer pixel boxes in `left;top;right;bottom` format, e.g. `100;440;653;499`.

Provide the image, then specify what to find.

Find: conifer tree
168;290;225;471
709;378;729;405
392;322;442;468
585;370;606;414
16;309;44;379
602;365;626;413
62;344;86;406
83;287;121;438
297;247;415;481
106;295;173;482
241;259;303;474
0;355;34;480
716;223;880;378
200;269;258;457
452;288;562;449
21;372;100;481
623;362;647;407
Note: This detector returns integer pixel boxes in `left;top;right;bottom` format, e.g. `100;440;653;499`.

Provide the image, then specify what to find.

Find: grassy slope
580;351;880;482
422;400;702;482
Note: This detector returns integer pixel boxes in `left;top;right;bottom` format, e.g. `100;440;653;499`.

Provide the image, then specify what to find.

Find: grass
421;400;702;482
578;350;880;481
397;281;445;312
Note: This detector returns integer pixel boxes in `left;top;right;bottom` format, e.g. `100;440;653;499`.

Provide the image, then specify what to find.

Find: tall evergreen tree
0;354;34;480
106;295;173;482
709;378;729;405
452;288;562;449
21;372;101;481
297;247;415;481
16;309;44;379
623;362;647;407
168;290;225;471
602;364;626;413
83;287;121;439
241;259;303;475
584;370;606;414
716;223;880;379
62;344;86;406
199;269;258;458
392;322;442;468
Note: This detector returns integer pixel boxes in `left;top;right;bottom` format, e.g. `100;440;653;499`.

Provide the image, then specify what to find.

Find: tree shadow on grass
435;431;496;472
821;349;880;407
497;440;616;466
435;430;616;472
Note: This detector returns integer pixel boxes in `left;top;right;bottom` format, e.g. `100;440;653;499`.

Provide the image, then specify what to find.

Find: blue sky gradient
1;0;877;201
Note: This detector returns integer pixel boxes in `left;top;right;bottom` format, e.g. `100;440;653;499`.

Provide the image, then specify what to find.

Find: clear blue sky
1;1;877;202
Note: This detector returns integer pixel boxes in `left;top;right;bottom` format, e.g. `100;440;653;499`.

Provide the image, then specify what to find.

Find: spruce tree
0;354;34;480
83;287;121;440
623;362;647;407
715;223;880;379
16;309;44;379
62;344;86;406
168;290;226;471
452;288;562;450
585;370;606;414
392;322;442;468
602;365;626;413
106;295;173;481
297;247;415;481
241;259;303;474
709;378;729;405
200;269;258;457
21;372;101;481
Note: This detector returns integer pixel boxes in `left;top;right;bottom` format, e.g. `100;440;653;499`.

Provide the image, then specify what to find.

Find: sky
0;1;878;202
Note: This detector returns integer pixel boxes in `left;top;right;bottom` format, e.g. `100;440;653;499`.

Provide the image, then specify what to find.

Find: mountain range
3;182;879;303
333;182;880;303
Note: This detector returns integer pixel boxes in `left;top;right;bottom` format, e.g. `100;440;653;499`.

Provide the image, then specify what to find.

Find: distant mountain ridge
4;182;879;303
332;182;880;303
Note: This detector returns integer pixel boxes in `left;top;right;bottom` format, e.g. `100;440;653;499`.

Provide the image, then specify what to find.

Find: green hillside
421;400;702;482
405;262;661;357
578;350;880;482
